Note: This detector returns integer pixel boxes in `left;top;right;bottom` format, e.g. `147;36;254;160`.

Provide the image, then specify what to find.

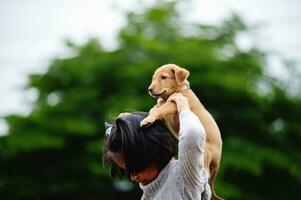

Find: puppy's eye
161;75;168;80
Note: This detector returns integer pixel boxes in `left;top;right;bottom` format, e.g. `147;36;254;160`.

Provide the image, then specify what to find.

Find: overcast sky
0;0;300;134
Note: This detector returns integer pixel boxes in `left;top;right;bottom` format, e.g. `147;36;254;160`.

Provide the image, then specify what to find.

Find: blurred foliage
1;1;301;200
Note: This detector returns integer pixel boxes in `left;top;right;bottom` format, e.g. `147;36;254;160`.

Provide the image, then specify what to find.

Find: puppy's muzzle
149;90;166;99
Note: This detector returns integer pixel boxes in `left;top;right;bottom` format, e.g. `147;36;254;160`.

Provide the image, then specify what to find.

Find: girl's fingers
168;93;183;102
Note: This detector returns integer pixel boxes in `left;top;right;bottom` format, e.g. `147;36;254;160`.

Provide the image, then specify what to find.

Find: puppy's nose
148;88;153;93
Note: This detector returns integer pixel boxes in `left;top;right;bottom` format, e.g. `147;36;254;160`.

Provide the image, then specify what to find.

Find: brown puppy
140;64;223;200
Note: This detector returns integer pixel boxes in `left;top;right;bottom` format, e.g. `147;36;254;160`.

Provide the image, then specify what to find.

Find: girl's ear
173;66;190;84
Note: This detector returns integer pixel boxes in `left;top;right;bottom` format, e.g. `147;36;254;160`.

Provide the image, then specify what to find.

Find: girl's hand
167;93;190;112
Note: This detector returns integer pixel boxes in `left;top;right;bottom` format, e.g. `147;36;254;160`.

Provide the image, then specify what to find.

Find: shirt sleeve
178;109;208;189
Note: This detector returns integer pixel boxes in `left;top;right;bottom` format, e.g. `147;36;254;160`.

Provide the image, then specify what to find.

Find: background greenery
1;2;300;200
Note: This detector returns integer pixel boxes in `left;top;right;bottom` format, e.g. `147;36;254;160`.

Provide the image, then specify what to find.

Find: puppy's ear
174;67;190;84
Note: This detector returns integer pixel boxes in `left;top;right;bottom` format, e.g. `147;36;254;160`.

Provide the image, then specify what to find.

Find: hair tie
105;122;113;138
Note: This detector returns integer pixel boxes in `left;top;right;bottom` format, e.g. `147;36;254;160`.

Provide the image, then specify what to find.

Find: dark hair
102;112;177;178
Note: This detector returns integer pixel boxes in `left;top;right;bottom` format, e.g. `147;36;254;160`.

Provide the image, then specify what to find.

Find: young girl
103;93;211;199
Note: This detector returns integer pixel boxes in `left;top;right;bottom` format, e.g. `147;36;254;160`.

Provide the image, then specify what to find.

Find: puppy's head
148;64;190;100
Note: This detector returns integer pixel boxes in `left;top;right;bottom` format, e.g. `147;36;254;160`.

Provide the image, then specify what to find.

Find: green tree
1;2;300;200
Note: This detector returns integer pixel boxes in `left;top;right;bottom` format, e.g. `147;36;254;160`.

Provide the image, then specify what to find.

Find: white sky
0;0;300;135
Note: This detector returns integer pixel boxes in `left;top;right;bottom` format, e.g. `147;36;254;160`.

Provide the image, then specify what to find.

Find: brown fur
140;64;223;200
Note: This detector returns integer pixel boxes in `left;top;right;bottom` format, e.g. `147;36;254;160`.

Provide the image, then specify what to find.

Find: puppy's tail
210;181;224;200
209;163;224;200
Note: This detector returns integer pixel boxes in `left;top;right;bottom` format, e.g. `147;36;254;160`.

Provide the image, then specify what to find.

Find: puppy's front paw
140;115;157;127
